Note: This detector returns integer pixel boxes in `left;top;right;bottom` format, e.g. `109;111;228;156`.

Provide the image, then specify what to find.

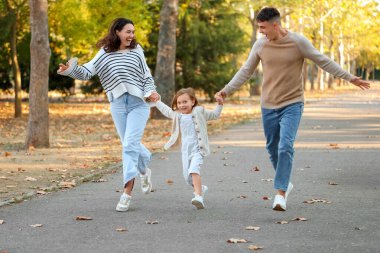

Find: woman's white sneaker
272;194;286;211
116;193;132;212
140;168;152;194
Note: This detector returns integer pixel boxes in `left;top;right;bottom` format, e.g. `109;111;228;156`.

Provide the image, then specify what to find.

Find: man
215;7;370;211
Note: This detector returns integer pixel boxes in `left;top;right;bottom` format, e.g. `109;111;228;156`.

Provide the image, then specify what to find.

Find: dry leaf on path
92;178;107;183
159;156;168;160
30;224;43;228
292;217;308;221
75;216;93;221
245;226;260;231
227;238;249;244
276;221;288;225
0;220;4;224
0;176;8;180
166;179;173;185
4;152;11;157
248;245;264;250
115;227;127;232
251;166;260;172
303;199;331;204
328;181;338;185
59;180;76;189
146;220;159;224
238;195;247;199
261;178;273;182
25;177;37;181
36;191;47;195
262;196;271;200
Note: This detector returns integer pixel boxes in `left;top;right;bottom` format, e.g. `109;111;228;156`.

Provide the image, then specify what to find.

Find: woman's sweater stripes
59;45;156;102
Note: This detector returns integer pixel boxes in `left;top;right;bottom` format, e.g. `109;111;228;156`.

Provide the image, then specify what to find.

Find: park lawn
0;100;260;204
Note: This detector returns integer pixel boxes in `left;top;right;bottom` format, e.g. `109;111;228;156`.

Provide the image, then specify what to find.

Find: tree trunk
154;0;178;106
25;0;51;148
10;10;23;118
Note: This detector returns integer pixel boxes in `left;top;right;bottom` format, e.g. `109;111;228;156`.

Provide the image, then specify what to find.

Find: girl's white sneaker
191;195;205;209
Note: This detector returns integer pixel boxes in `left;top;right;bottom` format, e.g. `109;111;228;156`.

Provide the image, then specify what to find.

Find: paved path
1;88;379;253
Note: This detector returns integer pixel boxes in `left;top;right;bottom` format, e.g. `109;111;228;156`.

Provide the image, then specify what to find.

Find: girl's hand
58;62;70;73
148;92;160;102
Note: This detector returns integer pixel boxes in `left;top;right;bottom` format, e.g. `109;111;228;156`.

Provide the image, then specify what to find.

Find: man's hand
350;76;371;90
214;91;226;105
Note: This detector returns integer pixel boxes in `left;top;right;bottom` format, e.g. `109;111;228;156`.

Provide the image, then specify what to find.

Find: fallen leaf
238;195;247;199
146;220;159;224
227;238;249;243
160;156;168;160
248;245;264;250
245;226;260;231
262;196;271;200
328;181;338;185
0;220;4;224
292;217;308;221
92;178;107;183
222;157;228;160
261;178;273;182
0;176;8;180
4;152;11;157
25;177;37;181
115;227;127;232
162;132;171;137
59;180;76;188
5;185;16;188
36;190;47;195
30;224;43;227
75;216;93;221
303;199;331;204
276;221;288;225
251;166;260;172
166;179;173;185
242;180;248;183
223;151;233;154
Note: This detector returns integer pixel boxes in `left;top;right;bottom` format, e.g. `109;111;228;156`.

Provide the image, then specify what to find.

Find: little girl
153;88;223;209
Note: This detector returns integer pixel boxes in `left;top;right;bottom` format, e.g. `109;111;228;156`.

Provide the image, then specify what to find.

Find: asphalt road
1;87;379;253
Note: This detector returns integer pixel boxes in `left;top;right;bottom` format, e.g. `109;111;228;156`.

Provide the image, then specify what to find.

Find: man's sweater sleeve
221;38;264;95
295;34;354;82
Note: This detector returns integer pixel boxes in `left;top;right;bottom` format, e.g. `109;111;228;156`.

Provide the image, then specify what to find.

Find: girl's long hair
96;18;137;52
171;88;199;111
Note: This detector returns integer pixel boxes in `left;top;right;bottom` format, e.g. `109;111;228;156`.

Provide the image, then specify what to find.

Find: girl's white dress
179;114;203;184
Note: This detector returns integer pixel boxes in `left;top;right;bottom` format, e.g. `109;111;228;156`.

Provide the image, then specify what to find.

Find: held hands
58;62;70;73
214;91;226;105
147;92;160;102
350;76;371;90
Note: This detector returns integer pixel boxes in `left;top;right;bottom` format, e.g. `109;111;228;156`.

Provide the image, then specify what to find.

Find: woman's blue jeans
261;102;304;192
110;93;151;186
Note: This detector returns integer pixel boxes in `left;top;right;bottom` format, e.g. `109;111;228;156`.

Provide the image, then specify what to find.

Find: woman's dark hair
96;18;137;52
171;88;199;111
256;7;281;22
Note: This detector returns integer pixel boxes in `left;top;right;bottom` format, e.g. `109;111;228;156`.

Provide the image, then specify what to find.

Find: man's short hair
256;7;281;22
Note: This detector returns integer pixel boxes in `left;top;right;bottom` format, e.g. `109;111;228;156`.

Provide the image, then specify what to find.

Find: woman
58;18;159;212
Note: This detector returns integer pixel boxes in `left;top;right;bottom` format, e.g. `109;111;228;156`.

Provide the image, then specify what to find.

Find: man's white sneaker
140;168;152;194
285;182;293;201
272;194;286;211
116;193;131;212
191;195;205;209
201;185;208;199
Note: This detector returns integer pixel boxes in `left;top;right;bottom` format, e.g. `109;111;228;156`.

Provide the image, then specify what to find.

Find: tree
25;0;50;148
154;0;178;105
2;0;28;117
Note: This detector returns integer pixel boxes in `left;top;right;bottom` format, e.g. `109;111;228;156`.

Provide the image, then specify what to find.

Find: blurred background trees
1;0;379;102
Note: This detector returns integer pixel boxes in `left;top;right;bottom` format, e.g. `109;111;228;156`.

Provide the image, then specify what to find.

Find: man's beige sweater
221;31;354;109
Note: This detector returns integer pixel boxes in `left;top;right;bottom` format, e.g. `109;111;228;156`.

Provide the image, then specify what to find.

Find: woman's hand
58;62;70;73
148;92;160;102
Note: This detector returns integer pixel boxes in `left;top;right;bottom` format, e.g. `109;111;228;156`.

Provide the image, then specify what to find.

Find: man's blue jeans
261;102;304;192
110;93;151;186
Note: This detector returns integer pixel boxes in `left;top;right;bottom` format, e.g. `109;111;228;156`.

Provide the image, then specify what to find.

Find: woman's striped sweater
58;45;156;102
